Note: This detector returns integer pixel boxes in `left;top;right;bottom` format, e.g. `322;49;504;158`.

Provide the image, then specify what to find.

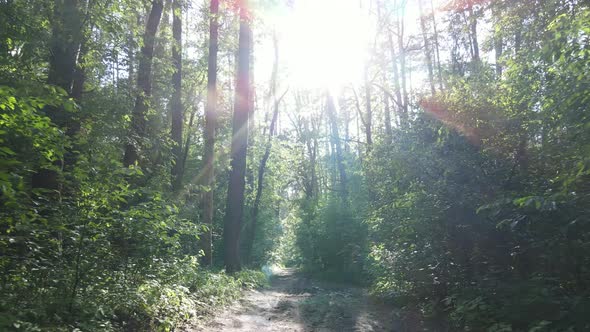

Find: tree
32;0;87;190
430;0;444;90
124;0;164;167
223;0;252;273
326;93;348;202
385;1;409;127
201;0;219;266
170;0;183;190
243;34;286;263
363;66;373;150
418;0;436;95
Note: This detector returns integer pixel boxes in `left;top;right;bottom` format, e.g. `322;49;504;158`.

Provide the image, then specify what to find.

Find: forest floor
188;268;401;332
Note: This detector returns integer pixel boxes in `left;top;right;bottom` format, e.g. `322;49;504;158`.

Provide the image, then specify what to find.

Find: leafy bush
296;195;368;283
112;267;267;331
0;85;268;331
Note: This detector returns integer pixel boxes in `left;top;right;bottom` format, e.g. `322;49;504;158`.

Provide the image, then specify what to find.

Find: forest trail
190;268;399;331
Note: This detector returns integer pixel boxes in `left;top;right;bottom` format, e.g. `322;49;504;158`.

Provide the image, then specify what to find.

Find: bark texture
123;0;164;167
171;0;183;190
201;0;219;266
223;3;252;273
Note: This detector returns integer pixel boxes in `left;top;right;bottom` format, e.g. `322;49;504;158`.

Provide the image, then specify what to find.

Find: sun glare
275;0;373;90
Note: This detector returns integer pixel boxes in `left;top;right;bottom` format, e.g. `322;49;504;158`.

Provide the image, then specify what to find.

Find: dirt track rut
190;268;400;332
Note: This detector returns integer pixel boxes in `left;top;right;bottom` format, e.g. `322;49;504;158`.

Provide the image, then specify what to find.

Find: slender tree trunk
71;36;87;102
326;93;348;202
201;0;219;266
419;0;436;95
224;3;252;273
33;0;85;190
430;0;444;91
394;13;410;123
171;0;183;190
310;127;318;199
492;4;503;76
123;0;164;167
388;31;407;127
325;108;335;196
301;108;319;200
244;91;285;264
364;66;373;150
468;3;480;62
243;35;282;264
181;107;196;177
127;27;136;84
382;73;393;143
343;99;351;153
399;27;409;113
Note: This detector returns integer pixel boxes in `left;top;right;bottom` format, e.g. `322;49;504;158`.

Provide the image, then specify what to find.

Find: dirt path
190;268;400;331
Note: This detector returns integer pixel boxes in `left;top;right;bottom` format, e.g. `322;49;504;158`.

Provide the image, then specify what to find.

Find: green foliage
2;0;590;331
365;6;590;330
295;195;367;283
110;267;266;332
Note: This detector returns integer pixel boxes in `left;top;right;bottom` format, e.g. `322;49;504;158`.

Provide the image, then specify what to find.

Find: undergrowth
1;261;267;332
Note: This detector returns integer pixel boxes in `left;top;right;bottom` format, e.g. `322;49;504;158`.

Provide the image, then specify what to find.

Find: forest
1;0;589;331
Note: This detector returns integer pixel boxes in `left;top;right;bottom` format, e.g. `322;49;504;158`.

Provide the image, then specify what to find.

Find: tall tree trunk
382;72;393;144
298;94;319;200
492;4;503;76
47;0;83;98
201;0;219;267
467;3;480;62
398;26;409;113
171;0;183;190
388;31;407;127
244;92;285;265
33;0;85;190
326;93;348;202
310;122;319;199
430;0;444;91
419;0;436;95
123;0;164;167
343;99;351;154
71;38;87;102
364;66;373;150
394;11;410;124
243;34;283;264
223;3;252;273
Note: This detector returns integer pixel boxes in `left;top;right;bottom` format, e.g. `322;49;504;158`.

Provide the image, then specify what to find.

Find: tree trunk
364;66;373;150
430;0;444;91
310;122;319;199
47;0;83;98
223;3;252;273
343;98;351;153
326;93;348;202
382;73;393;144
243;34;283;264
388;31;407;127
492;4;503;76
33;0;85;190
123;0;164;167
70;39;87;102
419;0;436;95
201;0;219;267
171;0;183;190
244;90;284;265
397;17;410;119
468;3;480;62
